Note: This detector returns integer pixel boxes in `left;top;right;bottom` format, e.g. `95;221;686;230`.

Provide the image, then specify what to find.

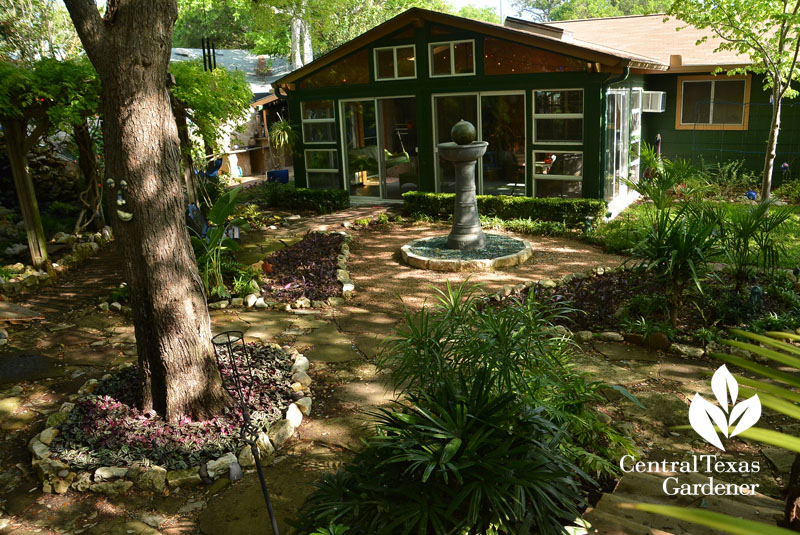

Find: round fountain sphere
451;119;477;145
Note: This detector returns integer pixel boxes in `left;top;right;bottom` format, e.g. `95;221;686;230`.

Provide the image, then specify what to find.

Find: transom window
374;45;416;80
677;75;750;130
533;89;583;144
429;40;475;77
301;100;336;145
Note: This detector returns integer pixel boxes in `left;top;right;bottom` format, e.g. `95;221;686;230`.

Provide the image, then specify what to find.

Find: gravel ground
407;233;525;260
346;221;626;318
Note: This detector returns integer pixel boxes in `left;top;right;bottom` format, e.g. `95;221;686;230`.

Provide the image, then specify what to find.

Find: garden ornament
750;285;764;313
746;190;758;201
438;120;487;250
212;331;280;535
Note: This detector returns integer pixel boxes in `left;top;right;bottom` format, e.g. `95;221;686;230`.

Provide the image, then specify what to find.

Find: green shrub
48;201;79;216
375;212;389;225
296;368;589;535
481;215;570;236
402;191;606;227
380;281;638;479
257;182;349;214
773;180;800;204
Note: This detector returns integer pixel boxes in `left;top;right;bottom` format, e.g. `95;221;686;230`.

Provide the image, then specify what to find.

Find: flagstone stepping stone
593;341;660;362
335;307;398;335
287;316;329;330
36;329;104;350
762;446;797;476
296;416;375;451
62;345;125;367
300;324;360;363
0;352;64;384
353;333;385;359
334;379;396;409
572;354;649;386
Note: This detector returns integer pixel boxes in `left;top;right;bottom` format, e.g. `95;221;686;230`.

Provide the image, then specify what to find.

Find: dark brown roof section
274;7;667;89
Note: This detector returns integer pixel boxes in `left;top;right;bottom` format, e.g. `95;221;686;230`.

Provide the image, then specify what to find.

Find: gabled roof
170;48;292;95
545;14;751;71
275;7;668;88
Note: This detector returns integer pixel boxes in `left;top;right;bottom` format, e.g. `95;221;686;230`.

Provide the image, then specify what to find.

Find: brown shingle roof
545;14;751;71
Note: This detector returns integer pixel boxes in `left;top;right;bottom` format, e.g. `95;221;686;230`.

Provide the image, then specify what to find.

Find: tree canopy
511;0;669;22
0;0;83;63
169;60;253;153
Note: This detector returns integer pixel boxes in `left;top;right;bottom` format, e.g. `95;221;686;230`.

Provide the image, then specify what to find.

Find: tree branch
23;119;50;154
63;0;105;62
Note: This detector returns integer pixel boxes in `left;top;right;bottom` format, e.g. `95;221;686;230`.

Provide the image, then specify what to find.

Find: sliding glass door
342;100;380;197
433;92;526;195
379;97;418;199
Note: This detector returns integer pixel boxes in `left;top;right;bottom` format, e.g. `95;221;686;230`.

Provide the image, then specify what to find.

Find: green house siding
285;21;627;200
642;73;800;183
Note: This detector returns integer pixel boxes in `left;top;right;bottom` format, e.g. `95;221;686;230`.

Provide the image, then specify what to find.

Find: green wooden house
274;9;778;215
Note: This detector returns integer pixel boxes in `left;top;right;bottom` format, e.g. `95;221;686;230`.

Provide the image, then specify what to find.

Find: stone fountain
400;120;533;272
439;119;487;250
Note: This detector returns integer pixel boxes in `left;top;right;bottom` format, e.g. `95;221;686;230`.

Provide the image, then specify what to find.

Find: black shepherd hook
212;331;279;535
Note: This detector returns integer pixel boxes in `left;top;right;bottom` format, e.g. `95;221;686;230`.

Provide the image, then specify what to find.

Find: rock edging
1;226;114;298
28;344;313;496
400;236;534;272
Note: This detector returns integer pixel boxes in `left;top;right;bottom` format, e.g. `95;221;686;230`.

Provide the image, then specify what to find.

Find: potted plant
267;118;299;184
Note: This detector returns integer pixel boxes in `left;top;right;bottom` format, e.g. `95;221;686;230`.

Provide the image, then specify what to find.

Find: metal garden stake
212;331;280;535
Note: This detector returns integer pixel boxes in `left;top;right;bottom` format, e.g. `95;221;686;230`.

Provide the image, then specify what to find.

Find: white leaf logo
688;365;761;451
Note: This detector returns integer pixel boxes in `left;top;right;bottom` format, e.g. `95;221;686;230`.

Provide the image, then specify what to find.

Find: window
533;89;583;144
305;149;339;189
374;45;416;80
429;40;475;77
484;38;585;75
677;75;750;130
534;151;582;198
301;100;336;144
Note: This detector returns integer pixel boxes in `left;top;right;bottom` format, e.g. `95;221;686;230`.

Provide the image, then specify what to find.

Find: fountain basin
401;234;533;272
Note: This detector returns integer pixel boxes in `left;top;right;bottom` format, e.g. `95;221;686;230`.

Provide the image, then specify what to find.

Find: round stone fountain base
401;234;533;272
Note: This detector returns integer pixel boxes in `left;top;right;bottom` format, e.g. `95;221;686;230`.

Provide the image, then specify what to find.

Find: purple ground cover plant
261;231;344;303
48;344;295;471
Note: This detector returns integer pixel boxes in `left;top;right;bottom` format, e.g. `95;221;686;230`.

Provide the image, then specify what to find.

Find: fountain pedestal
438;141;488;250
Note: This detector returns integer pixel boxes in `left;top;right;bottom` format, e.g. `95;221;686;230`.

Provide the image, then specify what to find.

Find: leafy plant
189;186;245;298
296;368;589;535
716;200;793;289
310;524;350;535
379;280;638;479
269;119;299;166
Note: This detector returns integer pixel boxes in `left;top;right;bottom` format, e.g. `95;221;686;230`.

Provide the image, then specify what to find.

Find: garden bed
261;231;352;305
29;343;315;495
525;267;800;346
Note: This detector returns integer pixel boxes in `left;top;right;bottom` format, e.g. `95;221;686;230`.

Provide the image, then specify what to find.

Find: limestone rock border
400;236;534;272
28;344;313;496
204;231;353;312
0;226;114;298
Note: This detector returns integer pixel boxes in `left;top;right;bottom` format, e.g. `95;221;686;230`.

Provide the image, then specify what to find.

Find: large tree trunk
291;15;303;69
2;117;49;269
65;0;228;422
761;87;783;201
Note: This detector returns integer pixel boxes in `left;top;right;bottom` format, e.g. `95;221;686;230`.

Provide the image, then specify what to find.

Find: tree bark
291;15;303;69
761;87;783;201
2;117;50;269
171;97;198;204
64;0;228;422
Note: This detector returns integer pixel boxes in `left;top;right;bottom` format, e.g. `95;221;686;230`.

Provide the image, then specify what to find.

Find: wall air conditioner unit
642;91;666;113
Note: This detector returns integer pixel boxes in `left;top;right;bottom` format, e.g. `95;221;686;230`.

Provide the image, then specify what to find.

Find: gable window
533;89;583;144
301;100;336;144
677;75;750;130
429;40;475;77
374;45;416;80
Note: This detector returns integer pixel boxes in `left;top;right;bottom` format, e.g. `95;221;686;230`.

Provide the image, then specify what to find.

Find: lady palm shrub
379;281;638;480
295;369;590;535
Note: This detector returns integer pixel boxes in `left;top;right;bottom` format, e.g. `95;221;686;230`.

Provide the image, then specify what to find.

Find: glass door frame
431;91;527;195
606;88;630;201
339;95;416;200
